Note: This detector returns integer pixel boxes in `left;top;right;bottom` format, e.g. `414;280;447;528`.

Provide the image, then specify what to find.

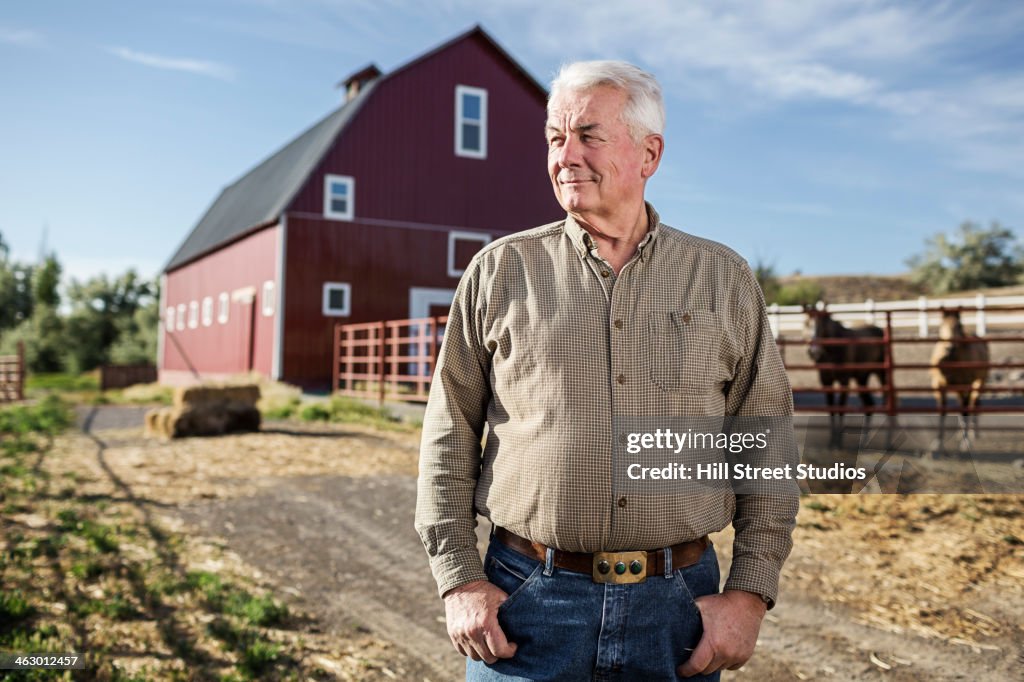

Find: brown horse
930;310;988;444
805;308;887;445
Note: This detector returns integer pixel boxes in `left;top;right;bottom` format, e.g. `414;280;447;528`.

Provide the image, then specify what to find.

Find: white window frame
176;303;186;331
322;282;352;317
188;300;199;329
323;174;355;221
165;306;175;332
262;281;275;317
201;296;213;327
217;292;229;324
447;230;491;278
455;85;487;159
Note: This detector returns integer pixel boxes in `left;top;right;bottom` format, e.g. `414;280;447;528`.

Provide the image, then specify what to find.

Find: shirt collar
564;202;662;261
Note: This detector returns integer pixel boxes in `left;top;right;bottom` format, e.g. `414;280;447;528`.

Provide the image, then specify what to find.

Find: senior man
416;60;798;681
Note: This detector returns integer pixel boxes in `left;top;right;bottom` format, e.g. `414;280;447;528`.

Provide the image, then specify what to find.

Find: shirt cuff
723;557;780;610
430;548;488;599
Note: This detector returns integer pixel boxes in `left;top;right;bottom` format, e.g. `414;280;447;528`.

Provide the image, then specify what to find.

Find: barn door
232;287;257;373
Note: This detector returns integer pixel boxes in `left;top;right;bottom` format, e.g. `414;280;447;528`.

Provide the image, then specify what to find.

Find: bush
299;403;331;421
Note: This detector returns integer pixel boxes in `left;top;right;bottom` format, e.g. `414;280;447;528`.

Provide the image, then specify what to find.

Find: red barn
159;26;560;390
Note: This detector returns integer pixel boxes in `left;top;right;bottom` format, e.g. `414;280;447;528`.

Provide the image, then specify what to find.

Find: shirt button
600;270;610;278
682;312;692;323
616;374;626;384
617;496;628;508
613;319;623;329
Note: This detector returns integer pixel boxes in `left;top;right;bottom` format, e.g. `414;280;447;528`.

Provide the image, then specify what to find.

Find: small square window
165;306;175;331
262;281;275;317
176;304;185;331
201;296;213;327
455;85;487;159
188;301;199;329
218;292;229;324
448;231;491;278
322;282;351;317
324;174;355;220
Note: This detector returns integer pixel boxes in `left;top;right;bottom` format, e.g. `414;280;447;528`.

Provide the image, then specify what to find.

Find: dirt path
79;406;1023;681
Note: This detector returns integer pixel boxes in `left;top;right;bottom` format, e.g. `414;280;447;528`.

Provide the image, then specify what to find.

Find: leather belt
493;527;709;584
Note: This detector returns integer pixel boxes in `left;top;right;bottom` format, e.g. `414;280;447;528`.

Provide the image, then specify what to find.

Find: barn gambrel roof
163;83;375;272
164;25;546;273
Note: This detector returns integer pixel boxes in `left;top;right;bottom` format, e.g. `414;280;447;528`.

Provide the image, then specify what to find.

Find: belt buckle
592;551;647;584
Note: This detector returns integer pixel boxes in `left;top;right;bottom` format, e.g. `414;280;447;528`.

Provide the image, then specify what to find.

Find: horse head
804;306;832;363
938;310;965;341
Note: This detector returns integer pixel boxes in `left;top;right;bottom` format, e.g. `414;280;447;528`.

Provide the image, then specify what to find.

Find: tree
907;221;1024;294
63;270;156;372
752;258;824;306
33;254;61;308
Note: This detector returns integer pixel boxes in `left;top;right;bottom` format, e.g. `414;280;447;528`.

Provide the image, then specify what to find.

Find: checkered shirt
415;203;799;608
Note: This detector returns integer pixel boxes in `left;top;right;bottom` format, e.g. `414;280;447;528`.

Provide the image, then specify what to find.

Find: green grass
0;395;72;436
25;372;100;393
69;596;139;620
0;591;36;622
294;395;406;430
186;571;288;626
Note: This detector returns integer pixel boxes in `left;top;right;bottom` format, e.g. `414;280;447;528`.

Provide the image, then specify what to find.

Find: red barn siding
280;32;561;388
161;226;280;384
281;216;465;387
287;32;560;230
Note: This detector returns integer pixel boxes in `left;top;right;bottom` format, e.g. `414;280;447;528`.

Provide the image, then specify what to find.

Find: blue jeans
466;537;721;681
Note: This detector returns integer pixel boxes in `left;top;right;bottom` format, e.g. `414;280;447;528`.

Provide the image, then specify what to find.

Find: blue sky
2;0;1022;283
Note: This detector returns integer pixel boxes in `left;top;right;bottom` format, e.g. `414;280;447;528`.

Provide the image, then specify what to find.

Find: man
416;61;798;680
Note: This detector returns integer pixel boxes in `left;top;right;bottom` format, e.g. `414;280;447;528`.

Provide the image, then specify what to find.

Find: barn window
323;174;355;221
322;282;351;317
455;85;487;159
201;296;213;327
165;306;175;331
188;301;199;329
218;292;229;324
176;304;185;331
262;281;275;316
448;231;491;278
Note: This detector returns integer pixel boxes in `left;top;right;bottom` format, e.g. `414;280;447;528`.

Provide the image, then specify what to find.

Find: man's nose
557;135;583;167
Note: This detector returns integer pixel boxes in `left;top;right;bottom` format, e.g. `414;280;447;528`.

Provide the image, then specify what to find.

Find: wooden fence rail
0;341;25;403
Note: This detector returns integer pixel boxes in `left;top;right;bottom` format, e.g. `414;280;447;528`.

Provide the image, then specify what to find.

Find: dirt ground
69;406;1024;681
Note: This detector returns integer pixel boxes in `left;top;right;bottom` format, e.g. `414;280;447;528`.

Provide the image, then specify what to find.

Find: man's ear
641;134;665;179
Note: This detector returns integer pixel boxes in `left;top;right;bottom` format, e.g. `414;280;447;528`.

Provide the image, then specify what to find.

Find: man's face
546;85;658;222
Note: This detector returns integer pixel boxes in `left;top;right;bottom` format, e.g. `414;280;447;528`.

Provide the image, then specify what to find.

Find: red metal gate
333;316;447;403
780;306;1024;414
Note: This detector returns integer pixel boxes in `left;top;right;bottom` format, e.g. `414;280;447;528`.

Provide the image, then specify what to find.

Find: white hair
548;60;665;143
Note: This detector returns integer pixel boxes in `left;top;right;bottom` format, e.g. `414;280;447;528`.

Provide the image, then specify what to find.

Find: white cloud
0;27;42;47
483;0;1024;177
106;46;236;81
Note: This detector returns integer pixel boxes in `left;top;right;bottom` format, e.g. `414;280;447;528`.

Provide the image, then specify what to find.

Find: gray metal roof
164;82;375;272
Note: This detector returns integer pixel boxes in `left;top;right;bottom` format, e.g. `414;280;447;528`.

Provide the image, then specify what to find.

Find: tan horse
930;310;989;445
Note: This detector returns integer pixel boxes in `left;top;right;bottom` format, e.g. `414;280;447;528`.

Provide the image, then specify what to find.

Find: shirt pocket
648;310;724;393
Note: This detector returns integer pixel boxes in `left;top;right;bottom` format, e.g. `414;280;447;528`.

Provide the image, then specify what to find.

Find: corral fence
332;294;1024;415
0;341;25;403
334;317;447;403
780;303;1024;415
99;363;158;391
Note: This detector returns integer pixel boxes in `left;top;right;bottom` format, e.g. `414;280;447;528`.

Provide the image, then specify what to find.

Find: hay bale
150;384;261;438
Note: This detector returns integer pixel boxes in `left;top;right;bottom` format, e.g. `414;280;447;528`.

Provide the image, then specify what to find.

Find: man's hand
677;589;767;677
443;580;518;664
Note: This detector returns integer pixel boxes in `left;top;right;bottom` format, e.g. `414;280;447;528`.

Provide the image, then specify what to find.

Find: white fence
768;293;1024;338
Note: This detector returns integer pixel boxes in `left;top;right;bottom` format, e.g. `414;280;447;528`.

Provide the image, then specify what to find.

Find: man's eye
548;137;563;146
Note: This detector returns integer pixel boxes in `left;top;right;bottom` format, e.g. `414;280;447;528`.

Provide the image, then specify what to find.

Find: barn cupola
338;64;382;103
